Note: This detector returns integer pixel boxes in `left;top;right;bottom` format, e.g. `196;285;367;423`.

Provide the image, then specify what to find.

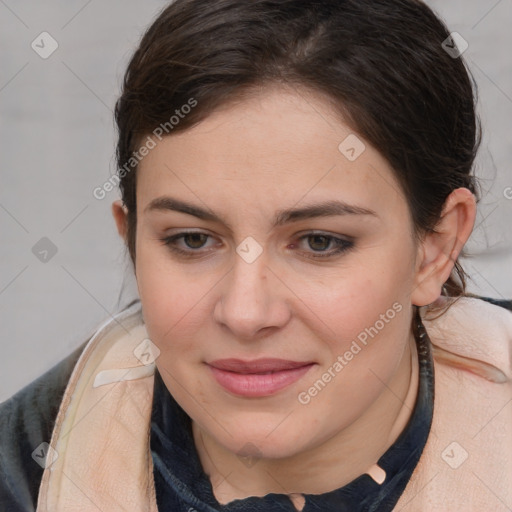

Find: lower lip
208;364;314;397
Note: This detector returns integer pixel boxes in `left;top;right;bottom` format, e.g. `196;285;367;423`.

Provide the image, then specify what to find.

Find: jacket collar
36;297;512;511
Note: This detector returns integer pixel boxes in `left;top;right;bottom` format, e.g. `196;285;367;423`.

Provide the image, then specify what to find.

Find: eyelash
159;231;354;260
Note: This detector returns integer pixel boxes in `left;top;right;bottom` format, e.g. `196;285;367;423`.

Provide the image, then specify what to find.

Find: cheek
293;247;414;394
294;272;412;429
134;241;211;355
298;250;412;338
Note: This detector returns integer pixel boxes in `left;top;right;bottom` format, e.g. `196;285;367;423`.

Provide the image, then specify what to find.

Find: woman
1;0;511;511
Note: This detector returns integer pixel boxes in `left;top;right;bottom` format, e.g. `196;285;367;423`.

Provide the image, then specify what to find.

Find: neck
192;331;419;506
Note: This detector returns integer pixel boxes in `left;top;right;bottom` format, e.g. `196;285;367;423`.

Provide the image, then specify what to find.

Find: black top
150;309;435;512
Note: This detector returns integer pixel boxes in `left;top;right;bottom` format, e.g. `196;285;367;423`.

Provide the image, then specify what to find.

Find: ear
112;200;129;241
411;188;476;306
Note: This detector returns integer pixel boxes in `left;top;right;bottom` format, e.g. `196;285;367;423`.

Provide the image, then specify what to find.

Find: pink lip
207;358;315;397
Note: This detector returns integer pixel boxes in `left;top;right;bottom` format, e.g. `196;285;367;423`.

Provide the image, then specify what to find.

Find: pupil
309;235;329;251
186;233;206;249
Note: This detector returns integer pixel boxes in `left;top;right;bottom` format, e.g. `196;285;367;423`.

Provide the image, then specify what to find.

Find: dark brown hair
114;0;481;309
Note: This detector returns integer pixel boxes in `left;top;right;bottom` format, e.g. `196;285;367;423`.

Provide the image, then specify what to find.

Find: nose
213;251;291;340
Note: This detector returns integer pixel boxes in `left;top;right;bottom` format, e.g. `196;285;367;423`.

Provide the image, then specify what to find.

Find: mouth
207;358;315;397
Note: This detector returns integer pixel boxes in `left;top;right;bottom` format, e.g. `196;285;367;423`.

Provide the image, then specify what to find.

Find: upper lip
208;358;313;373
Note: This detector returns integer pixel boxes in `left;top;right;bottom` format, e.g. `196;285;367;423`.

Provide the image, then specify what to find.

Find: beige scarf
36;298;512;511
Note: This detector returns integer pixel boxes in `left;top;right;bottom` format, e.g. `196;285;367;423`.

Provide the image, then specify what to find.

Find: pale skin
112;85;476;510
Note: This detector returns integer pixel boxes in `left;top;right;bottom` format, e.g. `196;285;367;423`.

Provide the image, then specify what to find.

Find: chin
213;420;315;461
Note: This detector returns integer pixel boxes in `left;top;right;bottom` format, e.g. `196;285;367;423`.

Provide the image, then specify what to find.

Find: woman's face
132;86;423;459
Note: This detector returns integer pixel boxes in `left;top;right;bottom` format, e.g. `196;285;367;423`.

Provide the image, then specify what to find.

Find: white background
1;0;511;403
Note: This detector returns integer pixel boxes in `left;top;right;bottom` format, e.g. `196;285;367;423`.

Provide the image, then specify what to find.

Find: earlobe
112;200;129;241
411;188;477;306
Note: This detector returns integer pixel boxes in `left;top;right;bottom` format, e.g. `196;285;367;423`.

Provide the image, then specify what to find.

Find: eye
293;232;354;259
160;231;216;257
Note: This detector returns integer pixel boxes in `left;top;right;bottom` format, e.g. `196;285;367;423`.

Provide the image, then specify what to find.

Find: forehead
136;86;406;221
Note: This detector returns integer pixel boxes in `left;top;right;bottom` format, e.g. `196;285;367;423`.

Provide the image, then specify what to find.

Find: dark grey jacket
0;342;86;511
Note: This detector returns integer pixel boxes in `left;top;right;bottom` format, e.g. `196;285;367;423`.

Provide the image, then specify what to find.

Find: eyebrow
144;196;377;229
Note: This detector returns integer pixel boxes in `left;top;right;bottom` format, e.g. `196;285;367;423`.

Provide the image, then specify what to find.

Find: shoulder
0;342;86;512
421;295;512;382
0;299;142;512
403;297;512;509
